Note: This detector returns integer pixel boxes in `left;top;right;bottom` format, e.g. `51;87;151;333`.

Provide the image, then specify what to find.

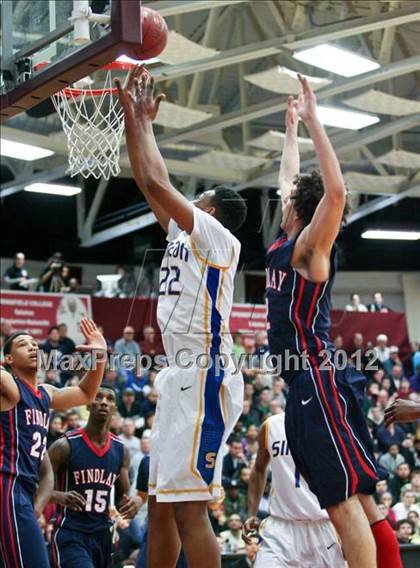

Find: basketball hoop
50;60;134;180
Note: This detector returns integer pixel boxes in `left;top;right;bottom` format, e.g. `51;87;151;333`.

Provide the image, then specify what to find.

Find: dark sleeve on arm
136;455;150;493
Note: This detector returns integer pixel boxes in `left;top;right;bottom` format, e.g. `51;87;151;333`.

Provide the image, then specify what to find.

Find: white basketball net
52;70;125;180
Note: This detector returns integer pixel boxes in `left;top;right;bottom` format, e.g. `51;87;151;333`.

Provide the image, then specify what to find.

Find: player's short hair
291;170;350;227
98;384;118;399
3;331;32;357
210;186;247;233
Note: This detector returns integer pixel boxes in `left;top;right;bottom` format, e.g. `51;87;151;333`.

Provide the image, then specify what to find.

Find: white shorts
254;516;345;568
149;365;243;502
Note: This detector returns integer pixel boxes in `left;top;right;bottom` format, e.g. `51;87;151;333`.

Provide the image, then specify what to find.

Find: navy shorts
51;527;112;568
285;358;386;509
0;478;49;568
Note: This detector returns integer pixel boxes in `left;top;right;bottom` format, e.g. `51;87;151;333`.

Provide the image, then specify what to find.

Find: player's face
6;335;39;371
280;194;296;232
89;389;117;422
193;191;216;216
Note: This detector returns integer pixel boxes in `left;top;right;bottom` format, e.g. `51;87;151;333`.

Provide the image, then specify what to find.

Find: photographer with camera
38;252;66;293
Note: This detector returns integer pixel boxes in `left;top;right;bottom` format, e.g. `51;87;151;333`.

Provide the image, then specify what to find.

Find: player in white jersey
243;413;346;567
117;66;247;568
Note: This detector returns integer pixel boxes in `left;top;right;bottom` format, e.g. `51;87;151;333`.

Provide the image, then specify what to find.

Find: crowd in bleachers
1;314;420;565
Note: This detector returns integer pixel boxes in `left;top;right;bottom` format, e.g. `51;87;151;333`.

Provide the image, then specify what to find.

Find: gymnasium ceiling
1;0;420;272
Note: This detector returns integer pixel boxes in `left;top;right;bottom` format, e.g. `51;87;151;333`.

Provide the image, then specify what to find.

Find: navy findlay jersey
53;428;124;533
0;376;50;494
266;230;337;383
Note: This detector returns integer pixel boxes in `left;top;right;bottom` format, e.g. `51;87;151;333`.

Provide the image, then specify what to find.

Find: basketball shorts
254;516;345;568
51;526;112;568
0;478;50;568
149;364;244;502
285;358;386;509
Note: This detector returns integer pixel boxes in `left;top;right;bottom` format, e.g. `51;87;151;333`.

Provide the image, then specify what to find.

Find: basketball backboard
0;0;142;121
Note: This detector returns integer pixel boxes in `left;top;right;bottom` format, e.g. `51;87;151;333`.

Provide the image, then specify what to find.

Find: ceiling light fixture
293;44;380;77
1;139;54;161
316;105;379;130
361;230;420;241
24;183;81;196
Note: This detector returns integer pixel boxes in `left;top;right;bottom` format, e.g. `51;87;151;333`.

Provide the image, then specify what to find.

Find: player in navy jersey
0;319;107;568
48;385;140;568
265;75;402;568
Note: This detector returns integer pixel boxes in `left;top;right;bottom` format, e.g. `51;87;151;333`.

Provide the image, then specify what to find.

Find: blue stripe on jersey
197;266;225;485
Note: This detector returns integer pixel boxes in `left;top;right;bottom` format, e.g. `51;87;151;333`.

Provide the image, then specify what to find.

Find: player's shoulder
65;428;83;441
110;433;124;446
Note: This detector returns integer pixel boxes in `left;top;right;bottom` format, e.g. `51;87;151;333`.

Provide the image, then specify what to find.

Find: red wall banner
1;292;410;360
0;290;92;344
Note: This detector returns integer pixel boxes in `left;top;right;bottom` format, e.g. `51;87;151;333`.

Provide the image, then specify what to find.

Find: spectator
114;326;141;369
392;490;420;521
409;364;420;393
397;378;413;401
254;388;272;423
44;369;61;388
130;432;151;486
223;437;247;485
412;343;420;375
345;293;367;312
3;252;31;291
368;292;391;313
97;325;114;353
374;334;390;364
116;265;137;298
231;536;259;568
271;379;287;409
0;320;13;342
139;325;164;366
333;335;344;350
383;345;402;376
390;365;405;390
254;331;269;356
238;400;257;431
141;389;158;417
209;505;227;536
395;519;415;544
41;326;62;354
67;278;80;294
407;511;420;540
376;422;406;453
39;252;66;292
58;323;76;355
110;412;123;436
237;467;251;495
60;265;71;292
389;462;412;502
223;480;247;519
125;369;149;400
379;492;397;528
378;443;405;478
47;415;64;447
65;410;81;432
219;514;246;554
232;333;245;359
102;369;121;398
119;418;140;459
118;388;142;420
242;424;258;461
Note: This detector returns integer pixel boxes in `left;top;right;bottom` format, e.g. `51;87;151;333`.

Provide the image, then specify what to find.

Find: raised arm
48;437;87;511
116;65;194;234
0;366;20;411
278;96;300;205
292;74;347;282
44;319;107;410
242;420;271;544
34;451;54;518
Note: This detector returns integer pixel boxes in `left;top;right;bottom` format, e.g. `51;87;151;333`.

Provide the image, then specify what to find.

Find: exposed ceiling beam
152;4;420;83
83;114;420;246
146;0;247;17
347;181;420;224
81;212;157;247
155;55;420;145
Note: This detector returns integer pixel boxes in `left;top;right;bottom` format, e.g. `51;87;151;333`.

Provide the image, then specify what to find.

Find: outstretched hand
384;398;420;427
76;318;107;353
115;64;166;123
289;73;318;125
285;95;298;133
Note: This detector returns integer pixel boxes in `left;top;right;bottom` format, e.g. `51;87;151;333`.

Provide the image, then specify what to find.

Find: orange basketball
131;7;168;60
